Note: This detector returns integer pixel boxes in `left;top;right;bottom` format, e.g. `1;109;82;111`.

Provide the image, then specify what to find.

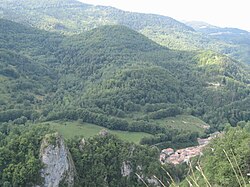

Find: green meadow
152;115;208;135
42;114;207;144
45;121;152;144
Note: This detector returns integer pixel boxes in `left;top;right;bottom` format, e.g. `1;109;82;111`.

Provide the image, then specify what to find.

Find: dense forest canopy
0;19;249;132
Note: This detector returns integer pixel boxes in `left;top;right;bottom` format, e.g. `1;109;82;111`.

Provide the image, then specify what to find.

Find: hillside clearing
43;121;153;144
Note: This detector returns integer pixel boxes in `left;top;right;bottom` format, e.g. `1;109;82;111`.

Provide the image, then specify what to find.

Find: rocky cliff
39;133;76;187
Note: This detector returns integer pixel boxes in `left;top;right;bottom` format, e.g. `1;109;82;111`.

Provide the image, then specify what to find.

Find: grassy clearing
152;115;209;135
44;121;152;144
40;115;207;144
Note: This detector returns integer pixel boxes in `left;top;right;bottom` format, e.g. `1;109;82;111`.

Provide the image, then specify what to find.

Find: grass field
152;115;209;135
45;121;152;144
41;115;207;144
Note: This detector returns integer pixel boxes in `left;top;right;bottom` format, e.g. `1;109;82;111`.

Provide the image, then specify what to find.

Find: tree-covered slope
0;49;55;111
1;0;250;64
68;133;180;187
38;24;250;131
0;124;52;186
0;15;250;187
0;19;250;142
0;19;62;122
0;0;192;33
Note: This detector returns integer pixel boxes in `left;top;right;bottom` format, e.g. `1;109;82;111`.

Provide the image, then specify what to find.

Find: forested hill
0;19;250;135
1;0;250;64
66;25;165;53
0;0;193;33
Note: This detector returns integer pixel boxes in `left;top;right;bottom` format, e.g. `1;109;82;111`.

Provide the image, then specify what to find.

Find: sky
79;0;250;31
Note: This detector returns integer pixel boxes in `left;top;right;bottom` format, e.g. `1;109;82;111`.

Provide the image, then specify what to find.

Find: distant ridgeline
1;0;250;64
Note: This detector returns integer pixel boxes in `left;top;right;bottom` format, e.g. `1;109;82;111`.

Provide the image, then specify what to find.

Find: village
160;132;221;165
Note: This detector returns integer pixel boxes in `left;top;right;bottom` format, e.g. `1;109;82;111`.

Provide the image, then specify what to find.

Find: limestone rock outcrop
39;133;76;187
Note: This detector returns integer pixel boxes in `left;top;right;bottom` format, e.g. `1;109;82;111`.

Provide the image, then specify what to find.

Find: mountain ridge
0;0;194;32
1;0;250;64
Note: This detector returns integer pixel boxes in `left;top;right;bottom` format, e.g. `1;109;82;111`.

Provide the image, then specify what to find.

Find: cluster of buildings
160;145;204;165
160;132;221;165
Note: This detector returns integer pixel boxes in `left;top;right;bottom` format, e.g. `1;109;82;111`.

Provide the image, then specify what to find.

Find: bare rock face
121;161;133;177
39;133;76;187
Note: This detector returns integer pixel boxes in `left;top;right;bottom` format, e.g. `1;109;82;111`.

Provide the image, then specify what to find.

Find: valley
0;0;249;186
